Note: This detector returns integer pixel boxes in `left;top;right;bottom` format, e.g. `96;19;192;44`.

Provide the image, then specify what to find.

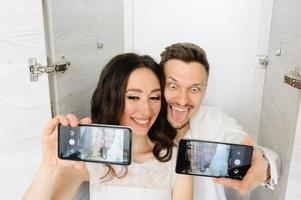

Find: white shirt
184;106;279;200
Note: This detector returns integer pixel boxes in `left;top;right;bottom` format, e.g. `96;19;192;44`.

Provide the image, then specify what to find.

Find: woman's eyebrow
126;88;161;93
151;88;161;93
126;88;142;93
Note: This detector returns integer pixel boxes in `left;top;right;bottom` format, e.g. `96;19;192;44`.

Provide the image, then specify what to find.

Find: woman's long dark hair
90;53;176;179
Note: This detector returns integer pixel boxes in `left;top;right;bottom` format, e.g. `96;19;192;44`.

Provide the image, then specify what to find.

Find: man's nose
175;88;189;106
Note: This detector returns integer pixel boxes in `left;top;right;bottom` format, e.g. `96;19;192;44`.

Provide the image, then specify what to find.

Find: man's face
164;59;208;132
104;129;115;149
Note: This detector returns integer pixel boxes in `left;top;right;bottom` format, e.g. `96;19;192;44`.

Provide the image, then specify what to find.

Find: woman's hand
24;115;92;200
41;114;92;170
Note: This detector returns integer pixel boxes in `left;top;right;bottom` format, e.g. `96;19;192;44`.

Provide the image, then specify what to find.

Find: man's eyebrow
166;77;206;86
192;83;207;86
166;77;178;82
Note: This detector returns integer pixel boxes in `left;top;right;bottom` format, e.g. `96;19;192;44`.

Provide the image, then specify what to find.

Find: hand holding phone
58;124;132;165
176;139;253;180
39;115;91;169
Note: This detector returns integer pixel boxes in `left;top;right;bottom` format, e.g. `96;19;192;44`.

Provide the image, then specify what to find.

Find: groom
159;42;279;199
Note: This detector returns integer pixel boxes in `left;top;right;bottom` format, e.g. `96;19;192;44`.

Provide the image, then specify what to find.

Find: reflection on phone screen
79;127;125;162
59;125;131;165
183;141;230;176
176;139;253;179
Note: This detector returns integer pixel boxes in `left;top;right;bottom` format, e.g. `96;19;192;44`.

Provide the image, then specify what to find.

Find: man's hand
212;136;270;195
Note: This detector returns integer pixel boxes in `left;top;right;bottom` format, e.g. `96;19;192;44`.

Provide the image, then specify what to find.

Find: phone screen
176;139;253;179
58;124;132;165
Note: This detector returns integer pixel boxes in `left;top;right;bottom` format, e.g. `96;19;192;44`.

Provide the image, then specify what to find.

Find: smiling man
163;58;208;139
160;43;279;200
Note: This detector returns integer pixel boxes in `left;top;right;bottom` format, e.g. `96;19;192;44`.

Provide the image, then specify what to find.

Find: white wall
0;0;51;199
132;0;262;134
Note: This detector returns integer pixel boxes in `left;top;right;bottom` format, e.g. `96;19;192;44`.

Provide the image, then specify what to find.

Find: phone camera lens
234;159;241;166
233;169;239;174
69;139;75;145
69;130;75;136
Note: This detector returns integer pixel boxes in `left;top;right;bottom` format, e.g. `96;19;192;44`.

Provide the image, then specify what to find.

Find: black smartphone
58;124;132;165
176;139;253;180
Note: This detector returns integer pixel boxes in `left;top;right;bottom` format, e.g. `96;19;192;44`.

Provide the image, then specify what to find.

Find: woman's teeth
133;118;149;125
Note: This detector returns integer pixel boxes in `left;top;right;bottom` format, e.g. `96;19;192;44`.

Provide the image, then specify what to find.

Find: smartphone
58;124;132;165
175;139;253;180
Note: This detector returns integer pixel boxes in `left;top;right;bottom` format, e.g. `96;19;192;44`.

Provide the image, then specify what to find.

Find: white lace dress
86;149;176;200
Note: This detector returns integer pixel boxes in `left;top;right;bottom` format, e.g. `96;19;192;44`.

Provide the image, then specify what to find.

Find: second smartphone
58;124;132;165
176;139;253;180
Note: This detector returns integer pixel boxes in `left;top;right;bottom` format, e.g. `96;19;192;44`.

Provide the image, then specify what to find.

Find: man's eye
168;83;177;90
127;96;139;100
191;87;201;93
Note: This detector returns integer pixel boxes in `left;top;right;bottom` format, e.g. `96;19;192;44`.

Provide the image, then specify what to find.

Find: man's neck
176;124;190;139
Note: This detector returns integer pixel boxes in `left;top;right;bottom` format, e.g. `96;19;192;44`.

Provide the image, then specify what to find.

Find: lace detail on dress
86;147;177;199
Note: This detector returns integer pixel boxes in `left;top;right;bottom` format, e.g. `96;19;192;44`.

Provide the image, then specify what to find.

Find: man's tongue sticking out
171;107;189;123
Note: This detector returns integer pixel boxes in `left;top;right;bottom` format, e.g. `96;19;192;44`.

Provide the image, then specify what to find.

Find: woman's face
120;67;162;136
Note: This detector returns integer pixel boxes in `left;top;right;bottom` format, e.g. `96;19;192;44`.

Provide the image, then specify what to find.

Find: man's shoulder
192;106;226;120
190;106;233;129
187;106;231;140
199;106;222;113
188;106;246;142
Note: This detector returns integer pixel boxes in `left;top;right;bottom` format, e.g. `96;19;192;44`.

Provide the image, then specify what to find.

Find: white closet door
41;1;126;199
44;0;125;118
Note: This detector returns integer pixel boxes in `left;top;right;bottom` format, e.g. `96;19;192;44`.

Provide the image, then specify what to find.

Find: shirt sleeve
218;110;280;190
258;146;280;190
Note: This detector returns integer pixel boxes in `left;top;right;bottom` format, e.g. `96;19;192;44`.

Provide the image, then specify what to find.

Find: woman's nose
138;100;152;117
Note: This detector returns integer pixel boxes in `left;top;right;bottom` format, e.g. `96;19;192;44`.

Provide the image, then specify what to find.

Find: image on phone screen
58;124;132;165
176;139;253;179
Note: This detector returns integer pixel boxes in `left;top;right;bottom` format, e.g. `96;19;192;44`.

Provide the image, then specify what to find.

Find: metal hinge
28;55;70;82
284;70;301;89
258;56;268;67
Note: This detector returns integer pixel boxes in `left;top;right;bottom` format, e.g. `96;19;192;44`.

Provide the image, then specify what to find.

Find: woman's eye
150;96;161;101
127;96;139;100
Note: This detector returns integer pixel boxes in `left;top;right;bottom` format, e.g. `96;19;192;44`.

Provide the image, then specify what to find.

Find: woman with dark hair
24;53;192;200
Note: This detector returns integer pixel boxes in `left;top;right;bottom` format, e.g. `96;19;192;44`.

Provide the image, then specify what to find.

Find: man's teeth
172;107;188;112
133;118;149;124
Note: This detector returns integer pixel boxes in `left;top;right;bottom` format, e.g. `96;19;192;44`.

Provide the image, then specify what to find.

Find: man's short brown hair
160;42;210;75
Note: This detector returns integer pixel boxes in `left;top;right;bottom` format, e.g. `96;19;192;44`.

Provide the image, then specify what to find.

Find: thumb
74;161;86;170
241;136;256;147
